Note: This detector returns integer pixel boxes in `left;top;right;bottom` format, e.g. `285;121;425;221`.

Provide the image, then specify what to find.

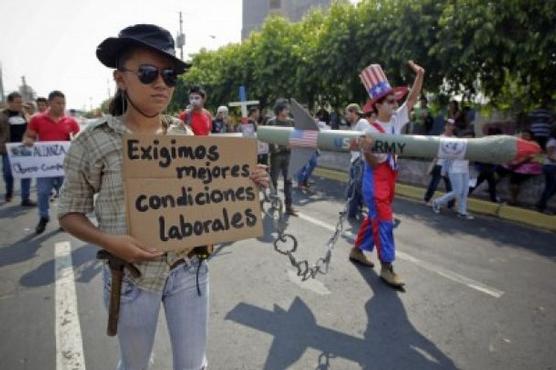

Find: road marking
395;251;504;298
55;241;86;370
297;213;504;298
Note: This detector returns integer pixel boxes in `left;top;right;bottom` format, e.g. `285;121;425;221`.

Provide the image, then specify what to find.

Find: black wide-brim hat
96;24;190;74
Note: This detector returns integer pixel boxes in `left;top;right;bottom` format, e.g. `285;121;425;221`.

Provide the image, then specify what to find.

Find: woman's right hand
104;235;164;263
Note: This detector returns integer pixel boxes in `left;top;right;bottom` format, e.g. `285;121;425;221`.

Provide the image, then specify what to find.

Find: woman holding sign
58;24;268;370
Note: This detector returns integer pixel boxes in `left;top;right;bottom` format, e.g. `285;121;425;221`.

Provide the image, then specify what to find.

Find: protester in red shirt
178;85;212;135
24;90;80;234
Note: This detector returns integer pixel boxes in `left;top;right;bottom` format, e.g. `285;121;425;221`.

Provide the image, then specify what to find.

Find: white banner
437;137;468;160
257;141;269;155
5;141;70;179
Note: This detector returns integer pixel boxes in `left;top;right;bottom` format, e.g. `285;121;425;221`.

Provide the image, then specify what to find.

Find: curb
313;167;556;233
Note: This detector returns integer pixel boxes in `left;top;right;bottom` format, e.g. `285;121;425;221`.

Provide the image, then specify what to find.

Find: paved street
0;175;555;370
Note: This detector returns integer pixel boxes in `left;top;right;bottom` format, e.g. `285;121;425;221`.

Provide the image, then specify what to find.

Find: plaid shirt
58;115;196;292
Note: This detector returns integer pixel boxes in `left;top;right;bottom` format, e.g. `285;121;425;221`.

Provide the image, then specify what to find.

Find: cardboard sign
123;134;262;251
5;141;70;179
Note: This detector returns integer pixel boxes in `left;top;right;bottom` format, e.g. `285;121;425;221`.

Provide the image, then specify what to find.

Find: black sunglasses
120;64;178;87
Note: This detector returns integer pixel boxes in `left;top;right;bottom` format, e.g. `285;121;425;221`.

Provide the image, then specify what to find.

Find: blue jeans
435;172;470;215
36;176;64;219
296;151;319;184
103;258;209;370
2;154;31;200
346;157;364;218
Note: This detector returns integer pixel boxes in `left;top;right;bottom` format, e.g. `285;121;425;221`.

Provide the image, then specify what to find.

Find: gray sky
0;0;359;110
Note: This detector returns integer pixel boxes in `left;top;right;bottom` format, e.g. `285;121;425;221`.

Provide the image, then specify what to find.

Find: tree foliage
173;0;555;114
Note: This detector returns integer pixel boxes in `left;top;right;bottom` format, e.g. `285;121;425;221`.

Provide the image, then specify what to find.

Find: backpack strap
371;121;385;133
371;121;398;170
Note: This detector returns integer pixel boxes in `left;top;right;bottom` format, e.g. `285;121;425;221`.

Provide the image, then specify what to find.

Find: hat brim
363;86;409;113
96;37;191;74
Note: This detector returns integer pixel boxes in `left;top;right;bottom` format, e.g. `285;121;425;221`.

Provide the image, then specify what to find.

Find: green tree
175;0;555;116
432;0;556;109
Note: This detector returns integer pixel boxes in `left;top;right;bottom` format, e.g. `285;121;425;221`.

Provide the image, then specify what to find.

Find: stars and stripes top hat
359;64;408;113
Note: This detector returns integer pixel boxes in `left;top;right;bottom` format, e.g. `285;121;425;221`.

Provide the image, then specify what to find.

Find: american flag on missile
359;64;392;99
288;129;319;148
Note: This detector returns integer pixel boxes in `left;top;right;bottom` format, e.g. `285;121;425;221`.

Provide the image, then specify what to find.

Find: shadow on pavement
19;244;100;287
225;267;457;369
306;175;556;259
394;199;556;259
0;230;58;268
294;186;339;208
0;203;32;219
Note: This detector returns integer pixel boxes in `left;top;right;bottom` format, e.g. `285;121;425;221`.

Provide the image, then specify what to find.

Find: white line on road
297;213;504;298
55;241;86;370
395;250;504;298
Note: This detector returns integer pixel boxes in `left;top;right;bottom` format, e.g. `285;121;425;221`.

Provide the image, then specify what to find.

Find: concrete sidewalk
313;166;556;232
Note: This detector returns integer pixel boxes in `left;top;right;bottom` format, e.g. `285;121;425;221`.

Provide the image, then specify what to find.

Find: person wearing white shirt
431;132;475;219
423;119;456;207
350;61;424;288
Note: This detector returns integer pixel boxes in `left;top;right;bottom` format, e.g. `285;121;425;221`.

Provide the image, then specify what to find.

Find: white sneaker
431;200;440;214
458;213;474;220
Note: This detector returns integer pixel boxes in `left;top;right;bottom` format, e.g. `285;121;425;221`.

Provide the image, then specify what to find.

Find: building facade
242;0;331;39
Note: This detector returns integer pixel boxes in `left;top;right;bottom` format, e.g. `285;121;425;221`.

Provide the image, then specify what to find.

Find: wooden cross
228;86;259;120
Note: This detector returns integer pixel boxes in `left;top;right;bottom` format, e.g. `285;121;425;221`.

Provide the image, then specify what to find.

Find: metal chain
262;174;353;281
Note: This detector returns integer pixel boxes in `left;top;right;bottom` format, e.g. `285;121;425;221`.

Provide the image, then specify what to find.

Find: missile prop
255;99;541;175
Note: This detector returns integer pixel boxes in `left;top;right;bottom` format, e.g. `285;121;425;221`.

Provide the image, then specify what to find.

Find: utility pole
176;11;185;60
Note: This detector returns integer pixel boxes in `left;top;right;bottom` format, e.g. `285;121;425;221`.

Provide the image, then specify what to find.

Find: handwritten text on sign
5;141;70;179
123;134;262;251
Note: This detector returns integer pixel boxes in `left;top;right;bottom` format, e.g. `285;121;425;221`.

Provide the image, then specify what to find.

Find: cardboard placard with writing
123;134;262;251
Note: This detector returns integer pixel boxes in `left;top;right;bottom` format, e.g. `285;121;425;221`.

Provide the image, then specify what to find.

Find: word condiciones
135;186;256;212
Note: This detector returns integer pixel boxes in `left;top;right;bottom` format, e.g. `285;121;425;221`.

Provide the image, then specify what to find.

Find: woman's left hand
250;164;270;188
